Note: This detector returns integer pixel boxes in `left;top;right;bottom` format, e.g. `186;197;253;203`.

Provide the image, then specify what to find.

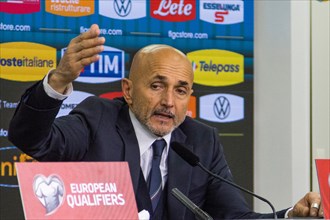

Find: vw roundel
61;46;125;84
199;93;244;123
187;49;244;86
99;0;146;20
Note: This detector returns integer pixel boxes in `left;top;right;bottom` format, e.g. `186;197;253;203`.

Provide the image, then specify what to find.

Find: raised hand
49;24;105;94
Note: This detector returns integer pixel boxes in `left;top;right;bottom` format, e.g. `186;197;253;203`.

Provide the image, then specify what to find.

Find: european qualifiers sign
16;162;138;220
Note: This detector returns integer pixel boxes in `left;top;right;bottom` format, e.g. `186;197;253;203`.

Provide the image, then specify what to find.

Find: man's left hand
288;192;323;218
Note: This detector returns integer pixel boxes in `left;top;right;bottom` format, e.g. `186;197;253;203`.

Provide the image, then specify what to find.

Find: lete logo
151;0;196;22
33;174;65;215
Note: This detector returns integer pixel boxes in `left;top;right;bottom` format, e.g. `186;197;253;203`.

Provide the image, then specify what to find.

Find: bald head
129;44;193;82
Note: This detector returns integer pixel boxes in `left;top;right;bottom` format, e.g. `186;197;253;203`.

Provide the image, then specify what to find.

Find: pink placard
315;159;330;219
15;162;138;220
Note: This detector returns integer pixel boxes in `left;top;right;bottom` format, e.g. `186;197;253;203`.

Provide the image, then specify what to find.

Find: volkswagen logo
213;96;230;119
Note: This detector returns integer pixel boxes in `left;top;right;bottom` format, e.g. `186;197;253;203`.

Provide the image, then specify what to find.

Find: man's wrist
285;207;293;218
43;69;73;100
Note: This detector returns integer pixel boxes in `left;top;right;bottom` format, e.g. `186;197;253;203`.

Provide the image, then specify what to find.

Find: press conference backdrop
0;1;253;219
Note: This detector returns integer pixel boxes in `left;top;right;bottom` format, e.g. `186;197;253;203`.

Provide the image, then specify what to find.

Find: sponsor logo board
0;0;40;14
99;92;123;100
0;146;35;188
200;0;244;24
199;93;244;123
99;0;146;19
187;49;244;86
151;0;196;22
61;46;125;83
0;42;56;82
56;91;94;118
45;0;94;17
187;95;196;118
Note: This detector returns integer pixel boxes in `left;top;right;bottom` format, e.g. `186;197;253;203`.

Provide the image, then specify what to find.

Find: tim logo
200;0;244;24
61;46;125;83
33;174;65;215
99;0;146;20
151;0;196;22
199;94;244;123
0;0;40;14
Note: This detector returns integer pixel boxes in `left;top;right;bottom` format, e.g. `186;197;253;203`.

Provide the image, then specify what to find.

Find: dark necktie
148;139;166;211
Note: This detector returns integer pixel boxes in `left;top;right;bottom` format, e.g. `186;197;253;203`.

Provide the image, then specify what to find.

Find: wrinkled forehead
130;44;193;81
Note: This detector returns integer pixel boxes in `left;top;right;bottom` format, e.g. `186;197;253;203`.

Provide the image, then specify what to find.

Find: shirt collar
129;109;171;157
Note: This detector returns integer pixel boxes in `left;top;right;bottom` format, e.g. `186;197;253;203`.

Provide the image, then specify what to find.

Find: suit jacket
9;81;287;219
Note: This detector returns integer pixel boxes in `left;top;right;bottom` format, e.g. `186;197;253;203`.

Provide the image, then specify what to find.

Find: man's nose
161;89;174;107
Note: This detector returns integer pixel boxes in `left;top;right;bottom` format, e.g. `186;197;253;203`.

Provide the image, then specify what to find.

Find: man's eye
151;84;161;90
176;88;187;95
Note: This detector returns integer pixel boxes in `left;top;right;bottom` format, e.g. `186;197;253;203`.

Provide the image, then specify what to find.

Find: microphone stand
197;162;277;219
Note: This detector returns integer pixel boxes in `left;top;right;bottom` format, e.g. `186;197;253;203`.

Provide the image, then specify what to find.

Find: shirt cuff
285;207;293;218
43;70;73;100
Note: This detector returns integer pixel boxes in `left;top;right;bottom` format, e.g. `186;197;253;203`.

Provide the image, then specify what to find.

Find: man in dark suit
9;24;323;219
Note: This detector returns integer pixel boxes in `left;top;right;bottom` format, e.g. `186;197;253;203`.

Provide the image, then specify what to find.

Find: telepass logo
187;49;244;86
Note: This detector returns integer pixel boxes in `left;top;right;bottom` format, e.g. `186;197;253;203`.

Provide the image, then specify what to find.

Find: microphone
171;187;213;220
171;142;278;219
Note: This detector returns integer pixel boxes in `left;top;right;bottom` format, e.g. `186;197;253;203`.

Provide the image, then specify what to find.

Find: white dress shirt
129;110;171;189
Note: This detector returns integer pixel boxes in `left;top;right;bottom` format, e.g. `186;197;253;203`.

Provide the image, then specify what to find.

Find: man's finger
71;24;101;45
306;193;322;217
71;36;105;54
293;204;310;217
318;203;324;217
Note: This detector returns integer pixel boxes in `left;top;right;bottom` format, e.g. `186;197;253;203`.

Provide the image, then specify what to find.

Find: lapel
167;127;194;219
116;104;141;194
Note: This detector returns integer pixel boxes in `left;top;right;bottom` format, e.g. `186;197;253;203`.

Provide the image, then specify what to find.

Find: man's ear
122;78;133;104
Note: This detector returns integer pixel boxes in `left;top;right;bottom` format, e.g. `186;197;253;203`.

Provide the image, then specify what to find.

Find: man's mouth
153;110;175;119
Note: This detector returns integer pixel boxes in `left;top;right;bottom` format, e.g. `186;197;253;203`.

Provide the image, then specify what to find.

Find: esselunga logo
0;42;56;82
45;0;94;17
61;46;125;83
187;49;244;86
200;0;244;25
